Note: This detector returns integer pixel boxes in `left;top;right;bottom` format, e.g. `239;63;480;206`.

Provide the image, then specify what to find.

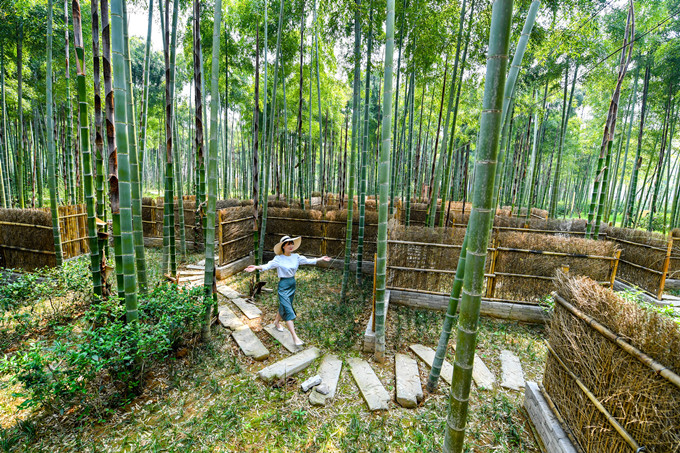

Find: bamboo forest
0;0;679;451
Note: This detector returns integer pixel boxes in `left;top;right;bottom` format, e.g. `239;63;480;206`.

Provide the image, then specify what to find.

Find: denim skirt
277;277;297;321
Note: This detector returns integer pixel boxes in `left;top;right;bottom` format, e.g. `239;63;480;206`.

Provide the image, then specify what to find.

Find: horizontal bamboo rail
545;341;645;452
553;293;680;390
0;221;52;230
496;246;618;261
266;216;379;227
387;239;463;249
219;234;252;247
608;236;668;252
58;212;86;220
219;216;255;226
617;258;664;275
0;244;56;255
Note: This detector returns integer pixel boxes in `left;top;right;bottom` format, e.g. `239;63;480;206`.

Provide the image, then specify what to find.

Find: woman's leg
285;320;303;345
274;312;282;329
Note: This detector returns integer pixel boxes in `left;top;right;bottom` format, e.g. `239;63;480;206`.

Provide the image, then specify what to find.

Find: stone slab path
217;285;242;299
395;353;422;408
257;347;321;382
218;305;244;330
186;264;205;270
500;350;525;391
231;297;262;319
347;357;390;411
309;354;343;407
231;326;269;361
263;323;298;353
409;344;495;390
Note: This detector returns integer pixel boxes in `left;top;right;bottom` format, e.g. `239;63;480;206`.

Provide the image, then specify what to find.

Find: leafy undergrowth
0;256;547;452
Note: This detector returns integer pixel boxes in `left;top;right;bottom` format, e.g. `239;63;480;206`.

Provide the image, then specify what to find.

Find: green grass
0;254;547;452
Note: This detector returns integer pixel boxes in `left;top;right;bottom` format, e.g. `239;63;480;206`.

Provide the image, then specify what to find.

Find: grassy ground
0;255;547;452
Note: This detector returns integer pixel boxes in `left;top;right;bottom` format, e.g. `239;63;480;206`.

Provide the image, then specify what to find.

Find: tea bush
0;285;211;414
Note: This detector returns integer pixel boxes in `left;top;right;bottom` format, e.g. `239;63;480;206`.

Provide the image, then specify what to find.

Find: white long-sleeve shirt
260;253;318;278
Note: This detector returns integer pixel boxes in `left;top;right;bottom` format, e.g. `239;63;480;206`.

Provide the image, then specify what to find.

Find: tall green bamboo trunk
389;0;406;216
252;24;260;269
490;0;539;216
202;0;222;340
624;61;649;227
122;0;148;291
72;0;102;297
434;0;468;227
404;68;415;227
0;43;9;206
340;0;362;302
611;65;639;225
46;0;63;266
173;118;186;257
102;0;124;296
547;62;571;217
374;0;394;362
525;82;548;222
357;3;373;282
259;0;286;263
16;24;25;208
193;0;206;253
138;0;153;197
111;0;139;322
445;1;512;450
647;81;673;232
588;2;634;239
163;0;179;275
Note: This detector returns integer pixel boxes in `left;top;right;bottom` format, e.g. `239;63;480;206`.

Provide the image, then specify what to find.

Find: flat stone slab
264;324;298;353
347;357;390;411
231;325;269;361
186;264;205;270
500;350;525;391
257;347;321;382
409;344;495;390
218;305;244;330
178;270;205;276
231;297;262;319
310;354;343;406
395;353;422;408
409;344;454;386
524;382;578;453
216;285;242;299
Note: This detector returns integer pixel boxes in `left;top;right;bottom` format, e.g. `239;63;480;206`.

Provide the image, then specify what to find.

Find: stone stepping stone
309;354;343;406
186;264;205;270
178;270;205;276
216;285;242;299
218;305;244;330
395;353;423;408
347;357;390;411
231;297;262;319
257;347;321;382
500;350;525;391
409;344;495;390
231;326;270;361
263;323;298;353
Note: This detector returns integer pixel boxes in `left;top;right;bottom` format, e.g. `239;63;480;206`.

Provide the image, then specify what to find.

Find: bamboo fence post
486;239;499;298
218;209;224;266
659;234;673;299
610;249;621;288
372;252;377;332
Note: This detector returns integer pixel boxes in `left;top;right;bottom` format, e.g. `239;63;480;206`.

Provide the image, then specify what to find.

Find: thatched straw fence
544;273;680;452
263;207;378;259
0;205;88;270
217;206;254;266
606;227;675;299
386;225;620;305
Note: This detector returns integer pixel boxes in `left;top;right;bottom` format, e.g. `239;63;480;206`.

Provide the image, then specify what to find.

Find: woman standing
245;235;331;346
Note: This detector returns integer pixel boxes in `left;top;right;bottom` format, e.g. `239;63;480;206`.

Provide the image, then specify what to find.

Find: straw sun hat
274;235;302;255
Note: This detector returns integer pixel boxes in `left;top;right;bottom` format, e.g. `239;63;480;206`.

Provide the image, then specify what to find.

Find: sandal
275;324;284;332
294;340;305;346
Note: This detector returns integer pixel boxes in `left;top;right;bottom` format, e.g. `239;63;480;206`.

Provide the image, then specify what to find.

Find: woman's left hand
320;256;331;262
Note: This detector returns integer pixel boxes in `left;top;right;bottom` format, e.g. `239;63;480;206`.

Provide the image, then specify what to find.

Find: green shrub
0;285;211;414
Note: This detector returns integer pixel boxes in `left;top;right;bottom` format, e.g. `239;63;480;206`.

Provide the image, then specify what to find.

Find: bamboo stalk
537;383;586;453
545;341;645;451
0;245;56;255
553;293;680;390
0;221;52;229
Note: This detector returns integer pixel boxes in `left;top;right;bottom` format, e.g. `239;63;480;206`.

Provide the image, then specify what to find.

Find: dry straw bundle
386;223;467;294
0;208;55;269
492;232;618;303
607;226;669;296
324;210;379;258
265;208;324;256
544;273;680;452
218;206;254;265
